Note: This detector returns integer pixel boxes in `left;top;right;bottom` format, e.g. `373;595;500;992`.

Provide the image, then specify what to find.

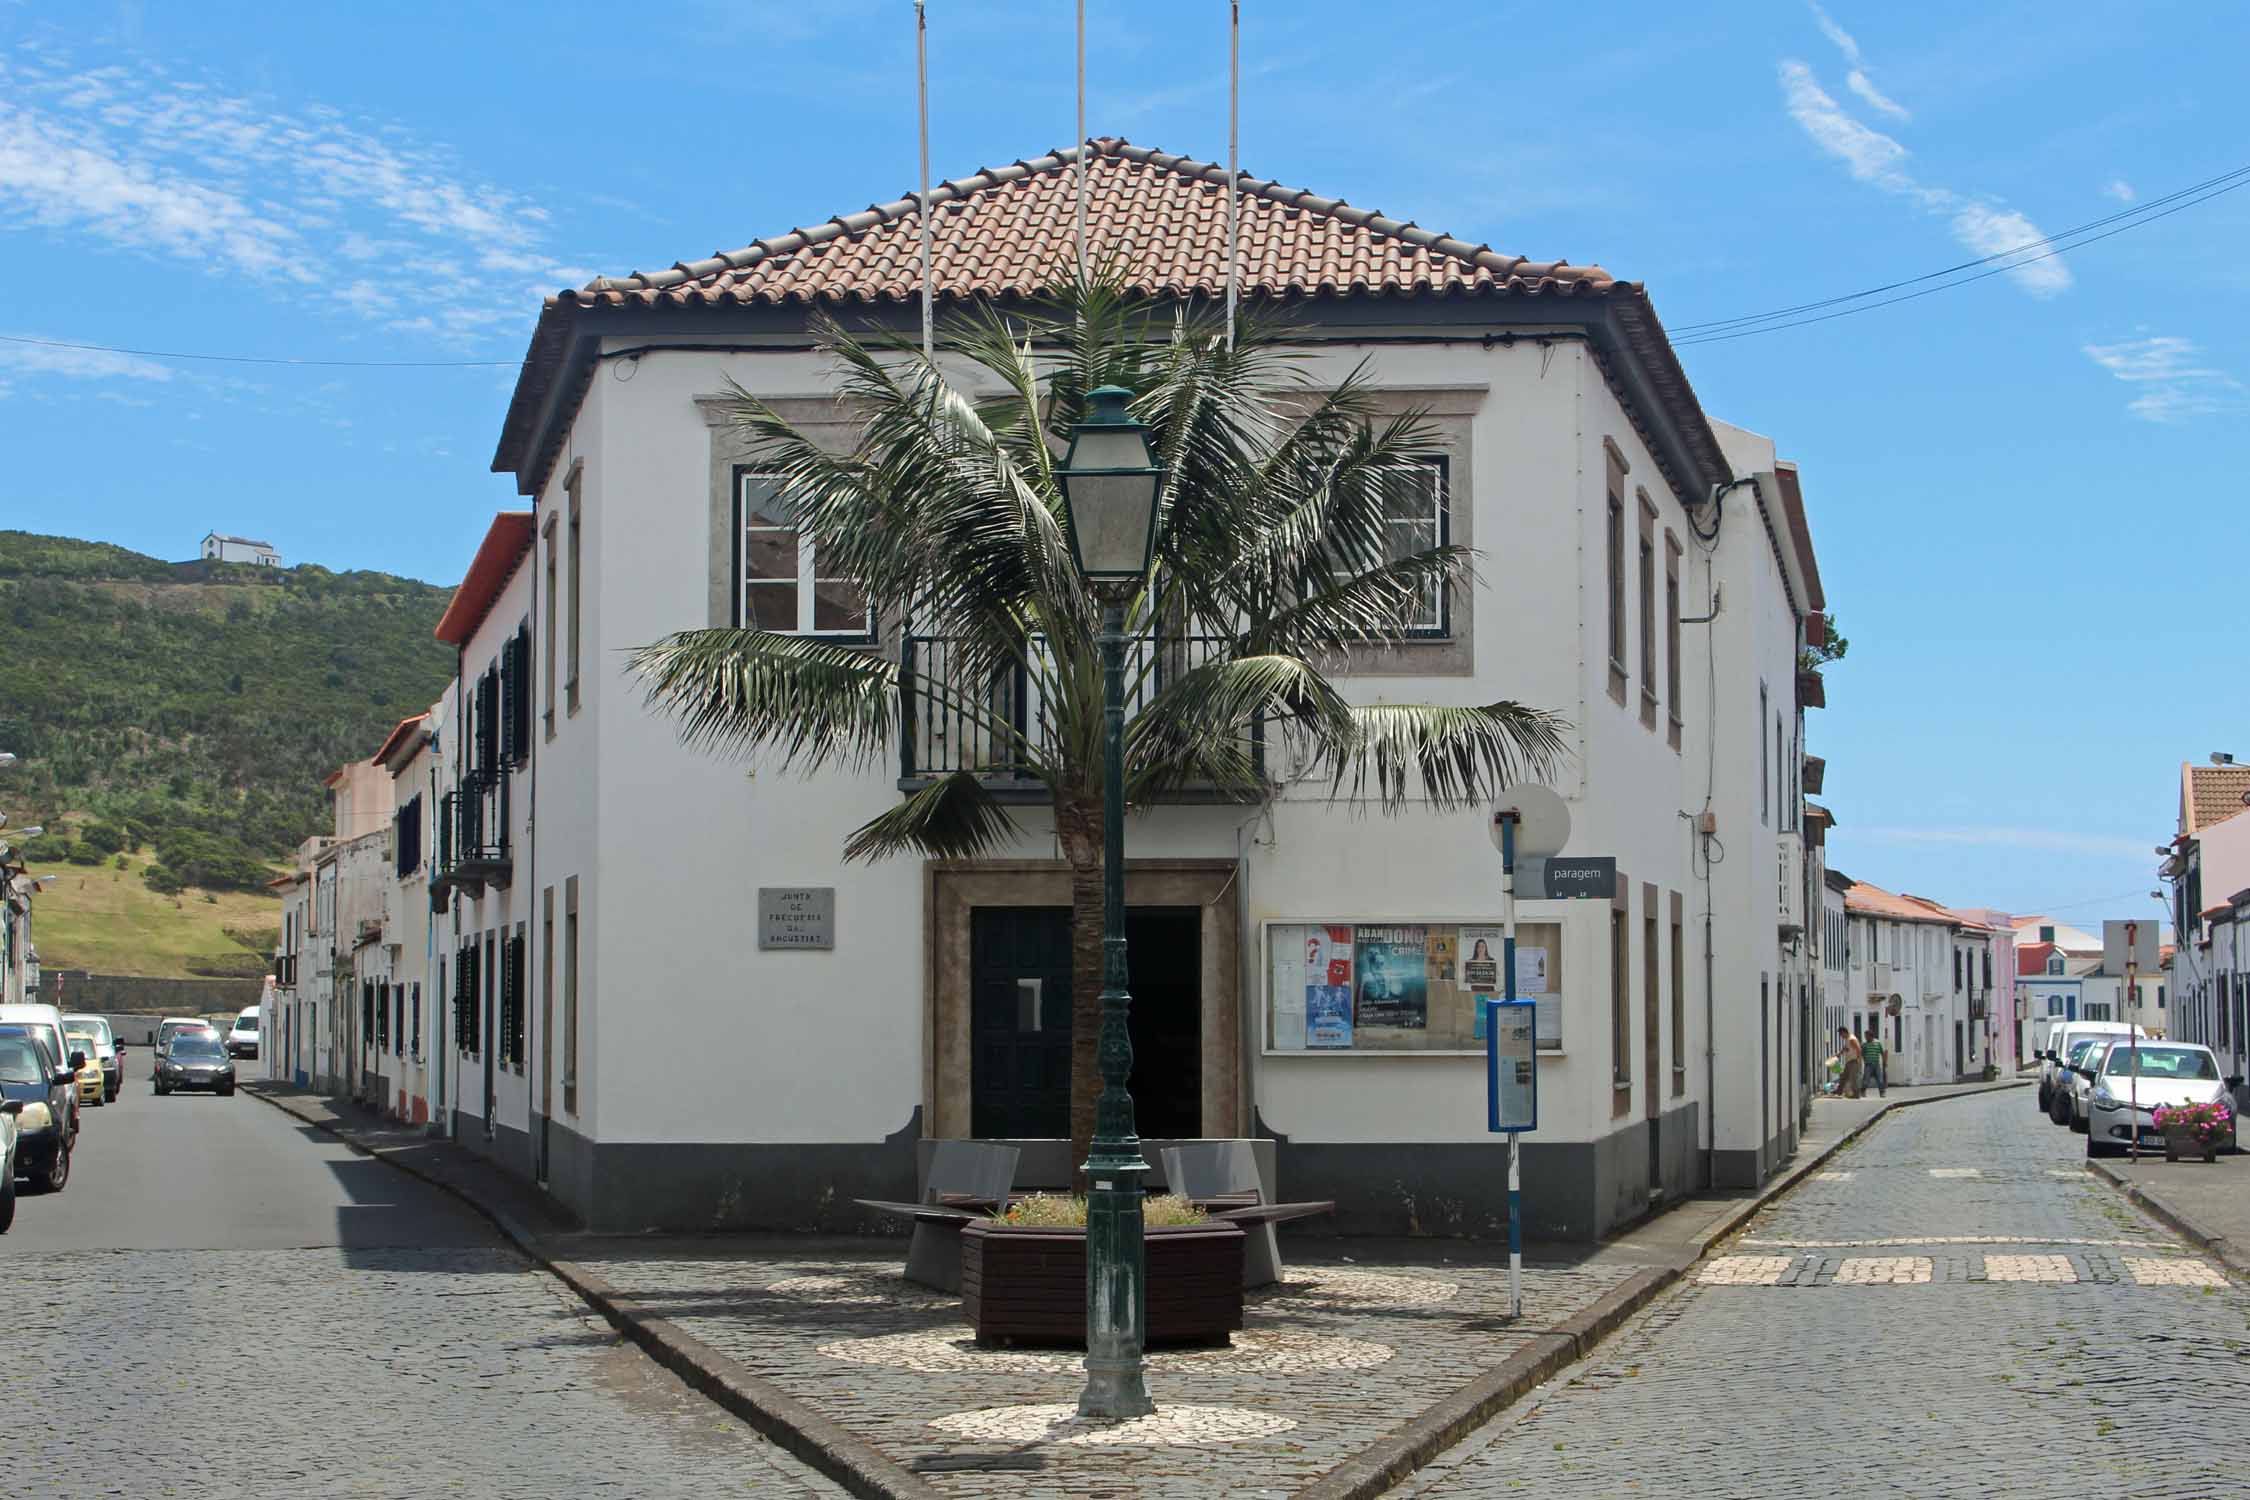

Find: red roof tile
2017;941;2056;978
436;513;535;647
372;713;431;770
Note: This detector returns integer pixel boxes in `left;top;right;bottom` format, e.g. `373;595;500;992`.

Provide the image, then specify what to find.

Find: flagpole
916;0;934;362
1075;0;1088;286
1225;1;1239;349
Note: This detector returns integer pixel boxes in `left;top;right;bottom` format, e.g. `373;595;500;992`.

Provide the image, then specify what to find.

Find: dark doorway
970;905;1202;1140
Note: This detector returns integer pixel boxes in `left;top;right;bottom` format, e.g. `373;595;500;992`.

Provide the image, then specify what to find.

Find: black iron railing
899;633;1257;783
435;776;511;891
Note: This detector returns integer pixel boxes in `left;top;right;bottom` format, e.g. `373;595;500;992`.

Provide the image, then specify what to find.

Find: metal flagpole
1075;0;1088;285
1225;1;1239;349
1500;810;1522;1319
916;0;933;362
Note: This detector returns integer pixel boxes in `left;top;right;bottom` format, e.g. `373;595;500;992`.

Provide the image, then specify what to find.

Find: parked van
2036;1019;2141;1123
226;1006;260;1060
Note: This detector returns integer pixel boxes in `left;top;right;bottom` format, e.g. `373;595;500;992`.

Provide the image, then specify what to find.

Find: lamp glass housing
1059;387;1163;586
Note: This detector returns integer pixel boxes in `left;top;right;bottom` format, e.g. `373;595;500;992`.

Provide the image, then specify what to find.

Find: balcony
433;776;512;896
899;633;1261;795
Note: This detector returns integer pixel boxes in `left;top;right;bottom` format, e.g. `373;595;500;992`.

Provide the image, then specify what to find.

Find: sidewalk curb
1288;1077;2031;1500
244;1083;940;1500
2083;1158;2249;1280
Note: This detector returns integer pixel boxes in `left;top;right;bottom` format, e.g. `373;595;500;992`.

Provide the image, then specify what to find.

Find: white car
2050;1036;2108;1131
2078;1040;2236;1158
225;1006;260;1060
2037;1020;2139;1116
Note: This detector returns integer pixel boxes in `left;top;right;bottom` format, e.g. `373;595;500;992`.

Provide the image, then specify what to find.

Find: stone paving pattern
571;1240;1640;1498
1389;1089;2249;1499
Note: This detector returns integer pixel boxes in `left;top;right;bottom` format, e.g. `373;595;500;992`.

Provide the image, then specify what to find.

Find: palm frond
1321;701;1571;812
626;629;906;773
1128;653;1355;795
1249;544;1474;655
842;769;1022;863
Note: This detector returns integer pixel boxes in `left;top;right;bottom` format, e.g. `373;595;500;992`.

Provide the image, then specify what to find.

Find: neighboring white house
1842;882;1981;1084
322;139;1839;1240
201;532;280;566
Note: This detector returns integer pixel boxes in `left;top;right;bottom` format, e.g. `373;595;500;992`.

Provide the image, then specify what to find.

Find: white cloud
2082;334;2242;422
0;336;173;383
1778;61;2068;297
0;48;596;347
1808;5;1910;120
1855;826;2150;860
1808;2;1862;62
2103;178;2135;204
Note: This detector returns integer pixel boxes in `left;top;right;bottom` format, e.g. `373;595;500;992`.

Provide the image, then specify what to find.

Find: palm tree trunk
1055;793;1104;1191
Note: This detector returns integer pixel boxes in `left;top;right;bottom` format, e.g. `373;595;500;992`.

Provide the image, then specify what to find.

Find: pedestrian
1863;1028;1887;1098
1838;1027;1864;1099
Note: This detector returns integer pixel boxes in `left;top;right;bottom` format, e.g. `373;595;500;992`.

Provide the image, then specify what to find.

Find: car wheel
154;1080;169;1096
2037;1082;2051;1111
0;1172;14;1233
219;1084;235;1098
2069;1112;2089;1135
38;1143;69;1194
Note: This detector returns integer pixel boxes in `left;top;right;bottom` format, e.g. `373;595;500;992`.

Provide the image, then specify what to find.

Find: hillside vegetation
0;531;456;973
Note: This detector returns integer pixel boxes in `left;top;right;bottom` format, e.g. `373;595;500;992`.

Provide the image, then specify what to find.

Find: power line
1671;166;2250;349
0;332;520;369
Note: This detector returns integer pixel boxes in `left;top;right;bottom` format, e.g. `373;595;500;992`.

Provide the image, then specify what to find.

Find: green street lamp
1056;384;1165;1420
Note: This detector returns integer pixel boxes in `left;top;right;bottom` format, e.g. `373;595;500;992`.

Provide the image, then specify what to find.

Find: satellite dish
1489;783;1570;861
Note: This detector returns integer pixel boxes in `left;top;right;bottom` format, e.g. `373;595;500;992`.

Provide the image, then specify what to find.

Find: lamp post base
1077;1150;1154;1419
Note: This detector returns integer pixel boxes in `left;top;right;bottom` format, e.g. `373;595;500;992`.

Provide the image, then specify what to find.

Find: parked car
0;1098;19;1233
2076;1040;2236;1158
0;1006;81;1142
2051;1036;2107;1131
0;1032;73;1194
225;1006;260;1060
64;1033;104;1109
153;1032;236;1097
63;1015;120;1101
2036;1020;2140;1117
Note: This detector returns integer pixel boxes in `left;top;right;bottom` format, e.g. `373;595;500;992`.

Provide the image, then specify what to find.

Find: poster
1354;925;1429;1030
1306;985;1354;1048
1426;928;1459;986
1269;926;1309;1050
1461;926;1502;991
1516;946;1550;996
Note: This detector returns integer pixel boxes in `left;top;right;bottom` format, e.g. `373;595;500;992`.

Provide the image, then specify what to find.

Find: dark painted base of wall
451;1108;537;1186
1258;1102;1703;1242
1708;1123;1800;1192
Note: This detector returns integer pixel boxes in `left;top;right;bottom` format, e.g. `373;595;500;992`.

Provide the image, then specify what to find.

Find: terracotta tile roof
372;713;431;771
2183;763;2250;832
2016;941;2057;978
1846;880;1959;925
494;139;1734;503
579;139;1618;311
435;513;535;648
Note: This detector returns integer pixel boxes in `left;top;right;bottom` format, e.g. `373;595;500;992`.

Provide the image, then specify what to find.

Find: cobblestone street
0;1053;846;1500
1389;1089;2250;1499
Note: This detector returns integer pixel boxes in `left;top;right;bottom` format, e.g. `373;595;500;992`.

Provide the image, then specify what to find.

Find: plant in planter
962;1195;1245;1348
2151;1099;2234;1163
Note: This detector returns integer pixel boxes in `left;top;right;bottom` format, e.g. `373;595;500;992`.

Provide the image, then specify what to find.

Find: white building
1841;882;1983;1084
351;140;1838;1239
201;532;280;566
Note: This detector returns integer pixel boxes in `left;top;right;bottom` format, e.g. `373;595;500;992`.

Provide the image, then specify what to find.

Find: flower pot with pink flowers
2152;1099;2234;1163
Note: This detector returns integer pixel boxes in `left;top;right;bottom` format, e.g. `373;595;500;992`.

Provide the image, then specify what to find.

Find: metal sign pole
2126;922;2139;1165
1501;810;1522;1320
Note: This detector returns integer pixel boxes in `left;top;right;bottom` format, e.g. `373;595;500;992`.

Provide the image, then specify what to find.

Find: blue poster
1306;985;1354;1048
1354;925;1429;1030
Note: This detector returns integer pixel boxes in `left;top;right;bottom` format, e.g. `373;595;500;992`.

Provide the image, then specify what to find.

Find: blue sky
2;1;2243;920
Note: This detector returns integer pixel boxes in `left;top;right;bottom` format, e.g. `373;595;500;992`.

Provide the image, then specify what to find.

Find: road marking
1697;1255;1794;1286
2123;1257;2230;1288
1813;1170;1854;1182
1833;1256;1933;1285
1739;1236;2168;1250
2046;1169;2081;1179
1929;1168;1981;1178
1983;1254;2078;1283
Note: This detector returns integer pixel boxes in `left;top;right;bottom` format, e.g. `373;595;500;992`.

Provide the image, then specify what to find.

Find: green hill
0;531;456;941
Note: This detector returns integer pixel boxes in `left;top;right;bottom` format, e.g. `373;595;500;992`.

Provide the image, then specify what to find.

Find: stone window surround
923;859;1241;1143
1636;489;1658;731
701;386;1484;677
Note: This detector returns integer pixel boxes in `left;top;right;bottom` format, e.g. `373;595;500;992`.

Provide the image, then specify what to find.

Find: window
2157;985;2166;1010
1611;909;1631;1087
563;876;580;1115
1664;533;1682;747
455;940;482;1055
1983;949;1991;990
565;466;583;715
1670;904;1686;1087
499;626;532;767
1377;458;1449;635
499;927;526;1071
1758;683;1770;826
2048;956;2064;976
736;470;872;636
1954;949;1963;992
410;982;421;1057
542;516;558;738
474;664;500;782
1605;452;1627;702
362;979;376;1047
1637;493;1657;727
394;794;422;877
393;984;404;1058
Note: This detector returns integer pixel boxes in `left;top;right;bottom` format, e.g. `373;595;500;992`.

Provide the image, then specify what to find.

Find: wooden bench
854;1140;1020;1294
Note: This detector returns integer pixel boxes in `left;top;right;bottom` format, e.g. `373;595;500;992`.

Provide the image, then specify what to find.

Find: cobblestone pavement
572;1239;1643;1499
1;1056;847;1499
1390;1089;2250;1500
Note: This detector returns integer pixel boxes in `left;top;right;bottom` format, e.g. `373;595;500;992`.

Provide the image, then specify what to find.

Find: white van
2036;1019;2141;1124
226;1006;261;1060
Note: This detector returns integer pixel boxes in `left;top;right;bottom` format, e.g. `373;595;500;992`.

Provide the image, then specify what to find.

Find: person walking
1838;1027;1864;1099
1863;1029;1888;1098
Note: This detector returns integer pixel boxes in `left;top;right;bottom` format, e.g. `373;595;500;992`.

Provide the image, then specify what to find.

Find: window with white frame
1353;456;1448;636
736;470;871;636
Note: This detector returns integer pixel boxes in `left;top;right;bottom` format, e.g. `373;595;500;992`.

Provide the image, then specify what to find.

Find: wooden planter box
960;1220;1245;1348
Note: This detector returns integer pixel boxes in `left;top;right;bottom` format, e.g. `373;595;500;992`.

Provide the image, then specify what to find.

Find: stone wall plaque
758;887;835;951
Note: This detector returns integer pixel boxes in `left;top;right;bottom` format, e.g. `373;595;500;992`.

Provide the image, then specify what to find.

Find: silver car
2080;1040;2235;1158
1;1096;20;1233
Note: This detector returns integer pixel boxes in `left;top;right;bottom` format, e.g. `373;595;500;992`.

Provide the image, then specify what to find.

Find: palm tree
631;276;1566;1177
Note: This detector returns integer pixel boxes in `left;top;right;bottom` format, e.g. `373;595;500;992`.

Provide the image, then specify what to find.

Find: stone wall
41;970;261;1021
